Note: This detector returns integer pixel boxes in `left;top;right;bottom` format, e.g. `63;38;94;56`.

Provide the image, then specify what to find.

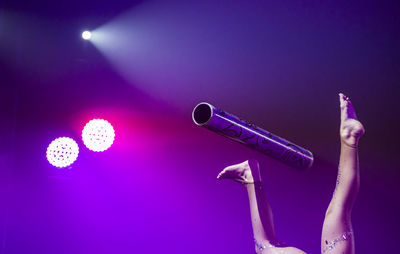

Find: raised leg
321;93;365;253
218;160;306;254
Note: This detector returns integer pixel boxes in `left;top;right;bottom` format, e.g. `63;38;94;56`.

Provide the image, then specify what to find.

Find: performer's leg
218;160;306;254
321;93;365;254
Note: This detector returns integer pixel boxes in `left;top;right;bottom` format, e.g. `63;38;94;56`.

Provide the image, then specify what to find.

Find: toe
217;170;227;179
339;93;347;109
217;166;233;179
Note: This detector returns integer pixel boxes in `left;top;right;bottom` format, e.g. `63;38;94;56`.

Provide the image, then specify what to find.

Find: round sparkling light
82;30;92;40
46;137;79;168
82;119;115;152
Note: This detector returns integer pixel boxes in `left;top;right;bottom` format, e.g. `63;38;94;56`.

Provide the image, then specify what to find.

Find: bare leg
218;160;306;254
321;93;365;253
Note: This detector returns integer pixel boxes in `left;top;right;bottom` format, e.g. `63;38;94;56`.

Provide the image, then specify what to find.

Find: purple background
1;0;400;253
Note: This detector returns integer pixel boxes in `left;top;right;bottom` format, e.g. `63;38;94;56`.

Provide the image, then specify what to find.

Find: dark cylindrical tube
192;102;313;169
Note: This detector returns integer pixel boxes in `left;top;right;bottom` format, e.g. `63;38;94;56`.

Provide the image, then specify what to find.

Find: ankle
246;181;263;191
341;139;358;149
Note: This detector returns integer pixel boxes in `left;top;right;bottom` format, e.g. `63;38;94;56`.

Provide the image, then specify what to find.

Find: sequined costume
255;239;285;253
322;232;353;253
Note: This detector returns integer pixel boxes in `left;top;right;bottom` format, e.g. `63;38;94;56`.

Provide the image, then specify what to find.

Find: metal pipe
192;102;313;169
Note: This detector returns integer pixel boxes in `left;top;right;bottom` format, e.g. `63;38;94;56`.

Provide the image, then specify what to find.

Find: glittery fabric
332;166;341;196
254;239;285;254
322;231;353;253
255;241;275;253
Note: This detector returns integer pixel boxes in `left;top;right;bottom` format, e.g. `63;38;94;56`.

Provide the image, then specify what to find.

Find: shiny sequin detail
255;239;284;253
333;166;341;195
322;231;353;253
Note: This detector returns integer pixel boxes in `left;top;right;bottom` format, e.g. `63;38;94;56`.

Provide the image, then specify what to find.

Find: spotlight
46;137;79;168
82;30;92;40
82;119;115;152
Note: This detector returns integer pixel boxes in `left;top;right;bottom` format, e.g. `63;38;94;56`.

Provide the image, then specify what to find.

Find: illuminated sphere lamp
46;137;79;168
82;30;92;40
82;119;115;152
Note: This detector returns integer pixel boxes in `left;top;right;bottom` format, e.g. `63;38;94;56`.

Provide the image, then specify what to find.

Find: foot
217;160;259;185
339;93;365;147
